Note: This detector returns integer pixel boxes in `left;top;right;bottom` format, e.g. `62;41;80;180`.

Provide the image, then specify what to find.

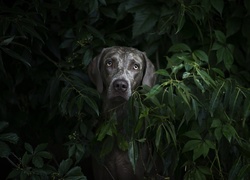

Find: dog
88;46;156;180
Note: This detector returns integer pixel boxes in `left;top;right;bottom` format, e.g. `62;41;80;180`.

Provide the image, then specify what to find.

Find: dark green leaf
32;156;44;168
0;141;11;157
65;166;86;178
22;152;32;166
36;151;52;159
222;124;236;143
211;0;224;15
34;143;48;153
168;43;191;53
128;141;138;172
193;50;208;63
155;125;162;150
184;130;202;140
0;121;8;132
84;96;99;116
86;25;105;43
182;140;201;153
215;30;226;43
155;69;169;77
1;36;15;45
83;49;93;66
59;159;73;176
100;7;116;19
25;143;33;154
132;12;158;37
1;47;31;67
100;136;114;157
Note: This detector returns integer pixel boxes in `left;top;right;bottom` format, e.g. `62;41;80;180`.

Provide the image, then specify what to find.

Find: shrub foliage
0;0;249;179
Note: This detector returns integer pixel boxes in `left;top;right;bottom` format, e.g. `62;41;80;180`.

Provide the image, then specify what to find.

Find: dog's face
100;48;145;101
88;46;156;102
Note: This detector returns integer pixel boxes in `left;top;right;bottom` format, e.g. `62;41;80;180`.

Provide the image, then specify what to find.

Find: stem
215;149;224;180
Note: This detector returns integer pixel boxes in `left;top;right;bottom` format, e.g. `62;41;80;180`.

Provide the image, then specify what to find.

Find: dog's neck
102;95;128;123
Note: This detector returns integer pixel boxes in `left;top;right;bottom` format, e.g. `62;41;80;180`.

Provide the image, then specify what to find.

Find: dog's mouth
108;92;130;102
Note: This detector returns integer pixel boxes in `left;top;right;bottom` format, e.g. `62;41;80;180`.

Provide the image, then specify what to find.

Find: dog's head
88;46;156;102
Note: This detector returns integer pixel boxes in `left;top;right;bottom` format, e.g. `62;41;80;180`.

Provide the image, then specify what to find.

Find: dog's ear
88;49;106;93
142;52;156;88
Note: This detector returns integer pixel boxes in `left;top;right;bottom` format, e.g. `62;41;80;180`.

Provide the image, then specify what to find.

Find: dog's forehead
103;47;144;63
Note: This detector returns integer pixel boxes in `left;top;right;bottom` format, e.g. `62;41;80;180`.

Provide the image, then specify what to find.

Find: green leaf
197;69;216;86
86;25;105;43
34;143;48;153
176;5;185;34
211;118;222;128
58;159;73;176
25;143;33;154
145;84;163;100
168;43;191;53
182;140;201;153
117;133;128;151
214;127;222;142
211;0;224;15
7;169;21;179
0;141;11;157
194;75;205;93
212;68;225;78
1;47;31;67
193;50;208;63
132;12;158;37
65;166;86;178
100;7;116;19
0;133;19;144
183;130;202;140
84;96;99;116
32;156;44;168
172;63;184;74
155;125;162;150
192;98;199;119
80;123;87;136
36;151;52;159
223;47;234;70
128;141;138;172
0;121;8;132
182;72;191;79
215;30;226;44
155;69;169;77
1;36;15;45
100;136;114;157
216;47;225;64
22;152;32;166
83;49;93;66
222;124;236;143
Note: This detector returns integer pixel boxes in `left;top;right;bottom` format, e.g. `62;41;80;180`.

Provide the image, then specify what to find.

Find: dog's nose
113;80;128;92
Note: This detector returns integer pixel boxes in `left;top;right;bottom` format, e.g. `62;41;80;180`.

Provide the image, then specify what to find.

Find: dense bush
0;0;249;179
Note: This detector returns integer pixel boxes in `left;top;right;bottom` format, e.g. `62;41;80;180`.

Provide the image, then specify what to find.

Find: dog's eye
106;60;113;67
133;64;139;70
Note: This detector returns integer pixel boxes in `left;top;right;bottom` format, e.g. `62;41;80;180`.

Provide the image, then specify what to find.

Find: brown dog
88;46;156;180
